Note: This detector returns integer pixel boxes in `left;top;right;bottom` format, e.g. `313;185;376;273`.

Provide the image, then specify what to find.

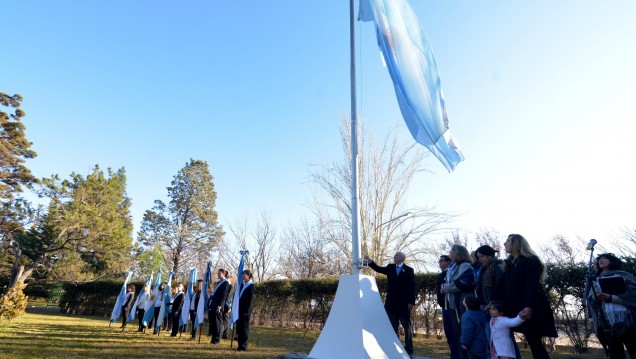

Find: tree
0;93;38;200
251;210;278;282
7;166;133;288
309;116;454;272
133;243;165;280
277;216;341;279
138;159;223;279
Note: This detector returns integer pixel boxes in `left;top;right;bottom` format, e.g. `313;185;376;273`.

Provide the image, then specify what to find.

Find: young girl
488;301;525;359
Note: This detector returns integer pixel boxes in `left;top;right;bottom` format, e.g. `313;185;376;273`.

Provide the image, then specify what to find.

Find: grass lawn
0;308;608;358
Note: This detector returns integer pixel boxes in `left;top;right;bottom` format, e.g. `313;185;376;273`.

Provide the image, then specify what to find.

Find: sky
3;1;636;255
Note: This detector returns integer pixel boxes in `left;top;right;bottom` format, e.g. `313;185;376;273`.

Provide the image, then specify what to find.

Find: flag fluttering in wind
110;271;133;323
231;250;249;325
128;274;152;323
195;261;212;328
155;271;174;332
180;268;197;328
142;270;162;327
359;0;464;172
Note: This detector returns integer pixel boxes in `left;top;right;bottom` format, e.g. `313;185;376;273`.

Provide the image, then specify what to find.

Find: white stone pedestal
308;274;410;359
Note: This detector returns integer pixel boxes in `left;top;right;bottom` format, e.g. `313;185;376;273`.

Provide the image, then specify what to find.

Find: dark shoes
211;340;220;344
237;346;247;351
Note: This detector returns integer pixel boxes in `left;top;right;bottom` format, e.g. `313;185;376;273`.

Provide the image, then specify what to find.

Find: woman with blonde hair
493;234;557;359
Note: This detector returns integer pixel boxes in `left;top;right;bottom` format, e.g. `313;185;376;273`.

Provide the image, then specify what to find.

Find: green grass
0;309;609;358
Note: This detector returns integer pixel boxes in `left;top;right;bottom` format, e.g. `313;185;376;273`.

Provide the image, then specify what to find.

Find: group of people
438;235;557;359
117;269;255;352
367;234;560;359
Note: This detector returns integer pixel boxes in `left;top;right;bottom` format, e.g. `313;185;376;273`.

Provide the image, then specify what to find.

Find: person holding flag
120;284;135;330
222;270;235;339
236;269;255;352
209;268;230;344
194;261;213;342
134;282;151;332
151;283;166;335
189;280;203;339
179;268;197;336
154;271;174;335
109;271;133;326
142;271;162;331
170;283;185;336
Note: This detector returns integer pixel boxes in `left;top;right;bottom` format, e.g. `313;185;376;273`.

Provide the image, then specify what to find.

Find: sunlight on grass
0;310;609;358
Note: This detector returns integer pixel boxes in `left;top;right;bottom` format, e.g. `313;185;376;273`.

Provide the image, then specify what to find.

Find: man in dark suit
366;252;416;357
436;255;451;308
208;269;230;344
170;284;184;337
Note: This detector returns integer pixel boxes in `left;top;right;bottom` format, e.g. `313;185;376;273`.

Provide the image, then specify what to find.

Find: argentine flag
359;0;464;171
155;271;174;332
195;261;213;328
180;268;197;328
110;271;132;323
231;250;248;325
142;270;162;327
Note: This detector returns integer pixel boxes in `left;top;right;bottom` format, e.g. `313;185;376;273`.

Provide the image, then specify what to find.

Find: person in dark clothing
588;253;636;359
120;284;135;329
236;269;255;351
222;271;235;339
475;245;502;308
365;251;416;357
189;280;203;339
437;255;452;308
209;269;230;344
442;245;476;359
170;284;185;337
492;234;557;359
151;283;166;334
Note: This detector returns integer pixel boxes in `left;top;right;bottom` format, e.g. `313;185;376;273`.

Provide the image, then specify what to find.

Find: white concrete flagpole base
308;274;410;359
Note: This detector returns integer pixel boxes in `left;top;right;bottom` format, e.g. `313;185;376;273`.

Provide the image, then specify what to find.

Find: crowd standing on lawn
109;233;635;358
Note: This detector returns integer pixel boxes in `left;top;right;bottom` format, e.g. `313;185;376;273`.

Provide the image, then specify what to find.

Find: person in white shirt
136;285;150;332
488;301;525;359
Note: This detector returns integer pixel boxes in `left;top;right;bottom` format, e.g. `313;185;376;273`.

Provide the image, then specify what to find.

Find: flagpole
349;0;362;276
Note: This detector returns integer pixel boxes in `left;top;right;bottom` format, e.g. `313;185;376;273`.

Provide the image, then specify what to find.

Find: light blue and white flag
142;270;162;327
110;271;133;323
127;274;152;323
231;250;249;324
155;271;174;332
359;0;464;172
180;268;197;328
195;261;212;328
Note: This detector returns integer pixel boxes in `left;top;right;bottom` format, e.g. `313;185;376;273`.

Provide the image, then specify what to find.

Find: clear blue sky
4;1;636;251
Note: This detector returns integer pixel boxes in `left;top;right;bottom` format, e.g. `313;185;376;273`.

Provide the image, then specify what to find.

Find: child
488;301;525;359
460;294;489;359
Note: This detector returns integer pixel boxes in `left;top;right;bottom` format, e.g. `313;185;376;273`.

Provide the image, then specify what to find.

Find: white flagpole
349;0;362;276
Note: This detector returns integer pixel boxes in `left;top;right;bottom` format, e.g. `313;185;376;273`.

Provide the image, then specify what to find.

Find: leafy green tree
133;243;165;280
8;166;133;288
138;159;223;279
0;93;38;200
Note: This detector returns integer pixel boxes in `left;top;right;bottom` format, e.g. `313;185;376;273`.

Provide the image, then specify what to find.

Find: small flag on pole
155;271;174;332
180;268;197;328
110;271;133;323
195;261;212;328
231;250;248;325
359;0;464;171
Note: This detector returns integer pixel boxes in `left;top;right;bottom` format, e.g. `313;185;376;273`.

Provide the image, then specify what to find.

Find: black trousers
236;314;250;350
387;310;414;356
523;333;550;359
121;306;129;328
190;310;197;338
137;308;145;331
151;307;161;332
210;310;224;343
171;310;182;336
608;328;636;359
222;310;230;338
